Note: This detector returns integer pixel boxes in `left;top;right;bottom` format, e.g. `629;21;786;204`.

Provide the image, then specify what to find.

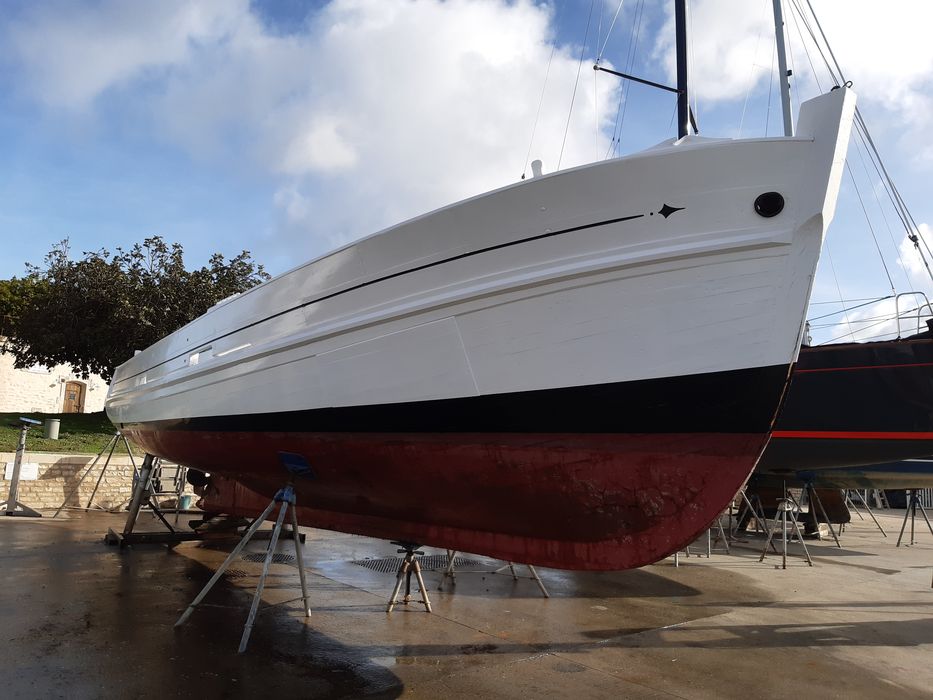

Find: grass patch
0;412;126;455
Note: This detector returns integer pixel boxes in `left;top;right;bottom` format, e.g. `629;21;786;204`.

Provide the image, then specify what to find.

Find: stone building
0;341;108;413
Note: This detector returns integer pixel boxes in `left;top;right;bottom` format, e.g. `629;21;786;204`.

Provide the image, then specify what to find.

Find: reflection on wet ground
1;510;931;698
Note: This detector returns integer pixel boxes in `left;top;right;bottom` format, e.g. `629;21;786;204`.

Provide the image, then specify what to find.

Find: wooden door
63;381;85;413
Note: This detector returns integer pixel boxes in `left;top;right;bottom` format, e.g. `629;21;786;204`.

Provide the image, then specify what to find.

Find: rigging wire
810;297;890;305
843;160;896;295
787;0;822;92
851;134;914;293
764;40;775;136
738;0;769;137
521;3;564;180
597;0;626;60
819;304;928;345
687;0;699;129
789;0;933;308
605;0;646;159
807;295;894;322
800;0;933;284
783;2;802;118
823;244;854;339
558;0;596;171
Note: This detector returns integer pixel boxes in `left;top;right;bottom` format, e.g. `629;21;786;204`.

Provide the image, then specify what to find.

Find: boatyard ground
2;510;931;699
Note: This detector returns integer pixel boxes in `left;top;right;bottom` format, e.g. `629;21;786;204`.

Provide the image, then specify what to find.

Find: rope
558;0;596;171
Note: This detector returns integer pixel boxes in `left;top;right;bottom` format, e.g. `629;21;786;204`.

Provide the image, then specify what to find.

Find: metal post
4;425;28;515
674;0;689;139
84;432;119;510
1;424;41;517
175;498;278;628
807;485;841;547
853;490;887;536
772;0;794;135
781;506;788;569
122;454;155;537
239;499;290;653
289;507;311;618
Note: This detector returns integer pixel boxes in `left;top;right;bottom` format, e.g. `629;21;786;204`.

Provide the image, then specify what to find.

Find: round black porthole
754;191;784;218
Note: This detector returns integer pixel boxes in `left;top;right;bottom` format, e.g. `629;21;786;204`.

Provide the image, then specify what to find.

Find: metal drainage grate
241;552;297;565
223;568;250;579
352;554;485;574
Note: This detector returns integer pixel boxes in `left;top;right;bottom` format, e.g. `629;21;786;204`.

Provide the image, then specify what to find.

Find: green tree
1;237;269;381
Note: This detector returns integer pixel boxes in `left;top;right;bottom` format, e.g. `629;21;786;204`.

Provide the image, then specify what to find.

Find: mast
674;0;689;139
772;0;794;136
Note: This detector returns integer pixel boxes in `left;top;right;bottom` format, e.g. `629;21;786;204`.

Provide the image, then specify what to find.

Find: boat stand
1;420;41;518
732;487;770;538
802;483;842;548
673;516;730;567
386;541;432;612
437;550;549;597
491;561;550;598
104;454;196;546
846;490;887;537
53;431;138;517
175;481;311;653
759;496;813;568
708;517;731;555
896;489;933;547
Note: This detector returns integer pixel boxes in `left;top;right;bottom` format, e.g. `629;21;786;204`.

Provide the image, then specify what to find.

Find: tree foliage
0;237;270;381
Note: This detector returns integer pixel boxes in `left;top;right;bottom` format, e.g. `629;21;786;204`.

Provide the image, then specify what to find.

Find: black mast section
675;0;689;139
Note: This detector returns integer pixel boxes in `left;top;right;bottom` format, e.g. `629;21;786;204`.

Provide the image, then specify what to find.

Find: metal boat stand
1;419;42;517
731;487;770;538
802;483;842;548
845;490;887;537
437;550;549;597
387;541;432;612
175;481;312;653
673;516;731;567
53;431;138;517
104;454;196;546
491;561;550;598
896;489;933;547
105;454;305;548
759;496;813;568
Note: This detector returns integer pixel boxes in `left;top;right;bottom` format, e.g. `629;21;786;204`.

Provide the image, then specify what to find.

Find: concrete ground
1;509;931;699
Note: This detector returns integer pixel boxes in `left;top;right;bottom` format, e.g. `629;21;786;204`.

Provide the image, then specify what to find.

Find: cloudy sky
2;0;932;343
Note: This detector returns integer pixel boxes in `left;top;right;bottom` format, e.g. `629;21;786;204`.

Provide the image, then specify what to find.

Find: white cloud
3;0;620;260
652;0;933;160
5;0;247;110
897;225;933;294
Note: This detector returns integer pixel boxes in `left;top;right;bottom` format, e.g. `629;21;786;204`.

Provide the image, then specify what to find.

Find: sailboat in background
105;2;855;570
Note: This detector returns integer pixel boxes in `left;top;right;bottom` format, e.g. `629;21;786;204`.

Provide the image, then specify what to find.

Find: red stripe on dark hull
759;338;933;471
125;429;765;570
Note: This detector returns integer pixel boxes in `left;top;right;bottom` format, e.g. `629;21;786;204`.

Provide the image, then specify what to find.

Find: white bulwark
0;340;108;414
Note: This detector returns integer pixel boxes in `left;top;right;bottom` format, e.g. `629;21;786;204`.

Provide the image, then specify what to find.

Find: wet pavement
1;510;931;699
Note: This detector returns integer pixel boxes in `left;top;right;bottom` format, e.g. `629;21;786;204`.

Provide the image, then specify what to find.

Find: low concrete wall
0;452;194;511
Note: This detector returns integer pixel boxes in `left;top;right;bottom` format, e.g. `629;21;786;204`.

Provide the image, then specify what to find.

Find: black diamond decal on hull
658;203;685;218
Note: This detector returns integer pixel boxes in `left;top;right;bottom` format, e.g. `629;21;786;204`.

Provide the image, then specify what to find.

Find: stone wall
0;346;109;413
0;452;195;511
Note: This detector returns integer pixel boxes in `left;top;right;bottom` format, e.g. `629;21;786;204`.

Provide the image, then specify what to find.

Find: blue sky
2;0;932;342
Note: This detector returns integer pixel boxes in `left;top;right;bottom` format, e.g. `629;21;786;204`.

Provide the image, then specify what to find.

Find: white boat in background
105;5;856;570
